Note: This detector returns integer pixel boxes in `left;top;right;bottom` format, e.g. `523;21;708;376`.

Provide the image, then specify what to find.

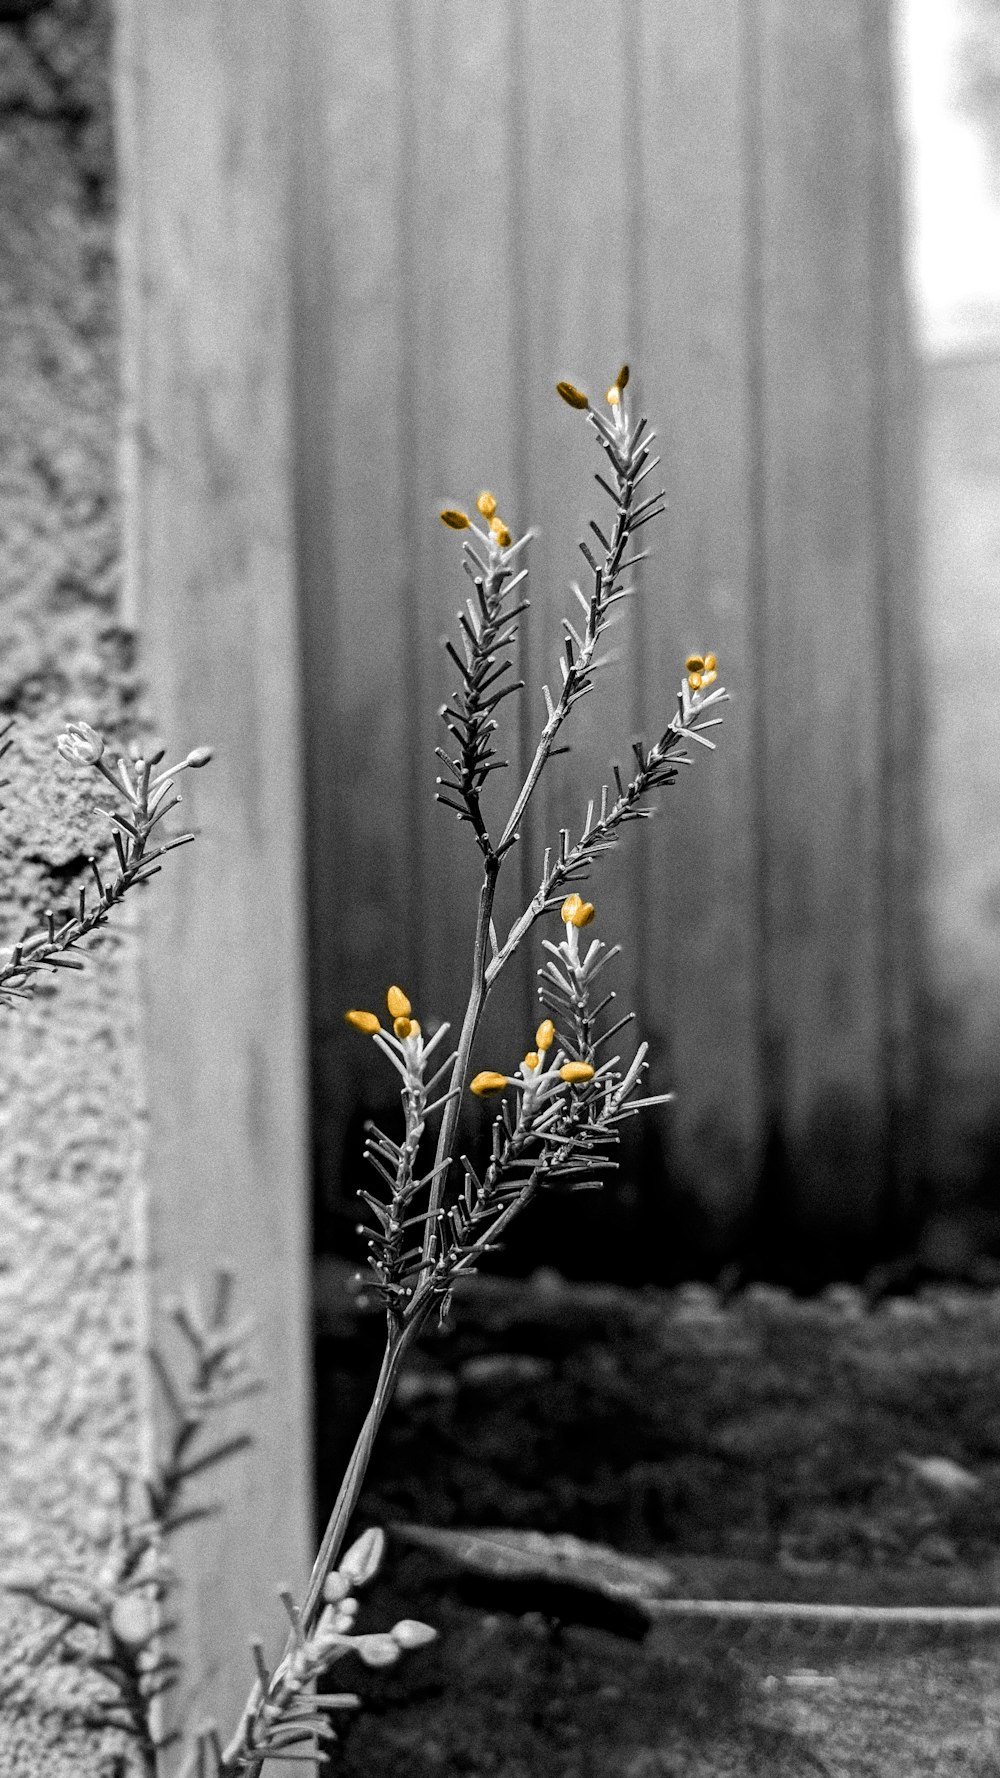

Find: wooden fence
292;0;921;1264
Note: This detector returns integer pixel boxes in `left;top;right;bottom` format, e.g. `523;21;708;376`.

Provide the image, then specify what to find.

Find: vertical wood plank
291;0;416;1243
863;0;924;1240
756;0;896;1236
636;0;763;1240
115;0;313;1740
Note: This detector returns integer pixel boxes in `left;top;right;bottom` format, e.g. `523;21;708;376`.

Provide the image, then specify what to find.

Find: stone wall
0;4;141;1771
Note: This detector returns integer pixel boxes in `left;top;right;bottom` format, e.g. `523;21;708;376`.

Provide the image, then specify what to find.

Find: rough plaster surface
0;5;145;1771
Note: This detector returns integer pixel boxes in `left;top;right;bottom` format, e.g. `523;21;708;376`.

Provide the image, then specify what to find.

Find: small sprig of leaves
0;722;211;1009
495;365;665;858
4;1272;260;1773
435;492;530;858
486;668;727;986
345;990;457;1329
429;894;669;1295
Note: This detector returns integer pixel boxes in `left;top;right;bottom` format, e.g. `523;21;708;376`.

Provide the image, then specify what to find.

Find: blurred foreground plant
1;724;210;1007
1;728;430;1771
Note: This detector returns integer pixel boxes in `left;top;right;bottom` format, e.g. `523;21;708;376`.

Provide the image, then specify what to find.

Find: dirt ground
333;1598;1000;1777
314;1271;1000;1774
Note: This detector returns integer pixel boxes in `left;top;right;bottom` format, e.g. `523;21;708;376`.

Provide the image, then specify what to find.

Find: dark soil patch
315;1270;1000;1773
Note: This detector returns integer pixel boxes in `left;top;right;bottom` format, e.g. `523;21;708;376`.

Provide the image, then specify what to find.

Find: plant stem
299;1321;419;1628
420;856;500;1274
225;1313;427;1777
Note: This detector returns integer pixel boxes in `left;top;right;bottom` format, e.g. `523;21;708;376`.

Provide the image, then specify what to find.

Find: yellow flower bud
556;380;589;410
523;1051;540;1072
615;363;630;390
704;653;717;672
386;985;411;1019
490;516;512;549
605;384;620;407
536;1019;556;1052
569;900;595;928
688;671;703;691
559;1061;595;1084
345;1009;381;1036
476;491;497;519
701;669;718;687
470;1070;509;1096
393;1016;413;1040
685;654;705;674
560;893;584;924
440;508;471;530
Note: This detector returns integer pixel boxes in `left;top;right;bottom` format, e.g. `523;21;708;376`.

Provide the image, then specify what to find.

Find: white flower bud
339;1526;385;1589
391;1618;438;1651
322;1571;353;1605
354;1632;401;1669
110;1593;156;1649
56;721;104;768
332;1598;359;1632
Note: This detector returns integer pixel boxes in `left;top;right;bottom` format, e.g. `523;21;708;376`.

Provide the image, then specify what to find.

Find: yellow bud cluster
345;983;420;1045
686;652;718;691
560;893;595;928
441;492;512;551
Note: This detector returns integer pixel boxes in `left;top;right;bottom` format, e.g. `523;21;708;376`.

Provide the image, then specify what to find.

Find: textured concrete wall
0;4;143;1772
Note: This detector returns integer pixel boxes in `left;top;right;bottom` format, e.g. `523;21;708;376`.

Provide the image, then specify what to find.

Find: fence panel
293;0;918;1268
756;0;902;1246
